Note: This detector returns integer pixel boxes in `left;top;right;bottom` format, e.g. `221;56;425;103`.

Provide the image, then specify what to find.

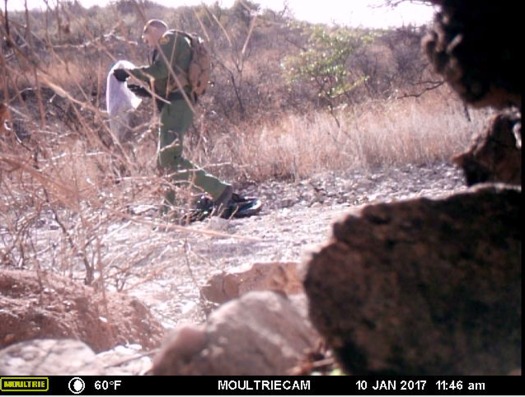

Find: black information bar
0;375;522;395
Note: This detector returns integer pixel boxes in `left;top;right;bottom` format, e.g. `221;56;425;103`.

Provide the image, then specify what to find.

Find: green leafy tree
284;24;374;121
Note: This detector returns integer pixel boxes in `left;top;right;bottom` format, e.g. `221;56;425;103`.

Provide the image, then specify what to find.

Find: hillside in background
1;0;436;128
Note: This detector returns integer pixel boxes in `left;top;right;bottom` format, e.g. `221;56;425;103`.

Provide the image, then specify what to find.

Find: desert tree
283;23;374;125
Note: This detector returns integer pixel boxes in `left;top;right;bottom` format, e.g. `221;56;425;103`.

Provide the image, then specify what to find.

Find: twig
396;80;445;99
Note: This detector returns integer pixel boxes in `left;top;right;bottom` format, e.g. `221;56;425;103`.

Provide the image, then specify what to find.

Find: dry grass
199;87;490;182
1;74;489;300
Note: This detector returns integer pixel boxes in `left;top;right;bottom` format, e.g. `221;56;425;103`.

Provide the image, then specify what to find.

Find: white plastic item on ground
106;60;142;143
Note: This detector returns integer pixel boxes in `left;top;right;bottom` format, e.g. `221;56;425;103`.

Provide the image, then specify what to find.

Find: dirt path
0;160;470;375
112;161;468;329
1;161;467;331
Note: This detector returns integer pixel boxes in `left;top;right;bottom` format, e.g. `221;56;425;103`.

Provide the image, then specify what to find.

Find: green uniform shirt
129;30;192;99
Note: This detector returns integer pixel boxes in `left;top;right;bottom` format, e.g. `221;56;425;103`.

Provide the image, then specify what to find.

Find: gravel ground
0;160;470;374
1;160;467;330
116;161;469;330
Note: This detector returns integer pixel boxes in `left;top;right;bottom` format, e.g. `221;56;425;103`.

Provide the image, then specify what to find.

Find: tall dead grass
1;68;490;300
199;87;490;182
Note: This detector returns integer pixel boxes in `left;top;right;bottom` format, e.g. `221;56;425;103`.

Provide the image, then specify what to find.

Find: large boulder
0;339;152;375
152;291;320;375
423;0;521;109
423;0;521;232
304;184;521;375
0;339;102;375
454;109;521;186
0;269;165;353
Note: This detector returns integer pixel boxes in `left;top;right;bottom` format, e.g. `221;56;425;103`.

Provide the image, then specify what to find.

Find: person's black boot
181;194;215;224
219;193;263;219
213;186;233;217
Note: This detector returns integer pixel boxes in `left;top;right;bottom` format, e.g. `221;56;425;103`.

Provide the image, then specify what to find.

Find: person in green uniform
113;19;233;215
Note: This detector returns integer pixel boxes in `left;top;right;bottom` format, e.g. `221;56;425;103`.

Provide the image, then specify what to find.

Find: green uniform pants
157;94;231;204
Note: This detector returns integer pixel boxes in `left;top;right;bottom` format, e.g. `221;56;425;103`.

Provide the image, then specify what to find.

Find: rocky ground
123;160;468;329
0;160;470;375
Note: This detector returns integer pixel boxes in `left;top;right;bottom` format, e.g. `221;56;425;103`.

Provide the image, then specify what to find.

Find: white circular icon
68;377;86;394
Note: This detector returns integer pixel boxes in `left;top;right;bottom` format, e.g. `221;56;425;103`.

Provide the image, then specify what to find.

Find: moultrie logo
0;377;49;393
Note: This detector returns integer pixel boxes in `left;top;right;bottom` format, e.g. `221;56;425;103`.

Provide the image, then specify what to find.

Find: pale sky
3;0;436;28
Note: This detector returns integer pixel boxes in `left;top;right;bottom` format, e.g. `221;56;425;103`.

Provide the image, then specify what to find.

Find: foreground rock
0;269;165;353
0;339;152;375
423;0;520;109
152;291;320;375
201;262;303;304
454;109;521;187
0;339;102;375
304;184;521;375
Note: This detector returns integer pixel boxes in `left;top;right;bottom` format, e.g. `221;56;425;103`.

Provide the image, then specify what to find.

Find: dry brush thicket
1;1;485;289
